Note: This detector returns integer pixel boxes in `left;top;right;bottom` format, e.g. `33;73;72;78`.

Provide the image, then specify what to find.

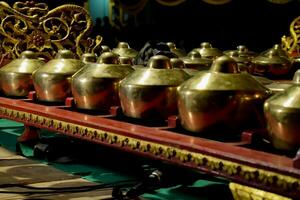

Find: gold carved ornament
282;16;300;56
0;1;102;60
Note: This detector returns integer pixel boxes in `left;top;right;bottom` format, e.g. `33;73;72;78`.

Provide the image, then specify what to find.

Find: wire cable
0;180;137;195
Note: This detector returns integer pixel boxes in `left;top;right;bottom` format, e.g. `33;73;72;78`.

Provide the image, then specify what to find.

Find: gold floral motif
0;1;102;59
27;30;52;52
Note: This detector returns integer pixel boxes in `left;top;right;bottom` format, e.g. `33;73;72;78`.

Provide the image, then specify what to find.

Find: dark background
5;0;300;53
110;0;300;53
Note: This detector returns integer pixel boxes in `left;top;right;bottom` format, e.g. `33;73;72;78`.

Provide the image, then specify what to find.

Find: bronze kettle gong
252;45;292;78
33;49;85;102
0;51;44;97
170;58;200;76
177;55;270;133
119;55;190;119
82;53;97;64
264;70;300;151
71;52;134;111
112;42;138;58
167;42;187;58
224;45;257;58
181;51;212;71
191;42;223;59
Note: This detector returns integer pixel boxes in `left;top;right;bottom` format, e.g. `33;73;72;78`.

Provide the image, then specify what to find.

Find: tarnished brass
224;45;257;58
261;44;290;58
132;65;144;70
82;53;97;64
102;45;111;52
119;55;190;119
167;42;186;58
252;46;292;78
119;56;133;65
264;70;300;150
112;42;138;58
253;76;273;86
178;55;270;133
228;51;254;73
33;49;84;102
191;42;223;59
0;1;102;60
265;81;293;94
0;51;44;97
181;51;212;71
170;58;200;76
71;52;134;111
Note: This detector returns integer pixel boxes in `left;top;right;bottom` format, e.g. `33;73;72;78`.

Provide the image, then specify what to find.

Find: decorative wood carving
0;1;102;60
282;16;300;56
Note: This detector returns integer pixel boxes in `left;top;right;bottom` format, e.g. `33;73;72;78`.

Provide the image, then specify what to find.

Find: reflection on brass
252;45;292;78
101;45;111;53
81;53;97;64
0;1;102;60
170;58;200;76
119;56;133;65
264;70;300;150
265;81;293;94
167;42;187;58
224;45;257;58
33;50;84;102
181;51;212;71
72;52;134;111
112;42;138;58
0;51;44;96
261;44;290;58
227;51;254;74
119;55;190;119
191;42;223;59
282;16;300;55
251;76;272;86
178;55;270;133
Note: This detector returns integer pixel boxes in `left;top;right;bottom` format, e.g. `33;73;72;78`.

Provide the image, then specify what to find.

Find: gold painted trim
282;16;300;55
0;106;299;196
230;182;292;200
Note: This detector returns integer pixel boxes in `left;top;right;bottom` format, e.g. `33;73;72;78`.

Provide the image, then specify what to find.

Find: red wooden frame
0;96;299;198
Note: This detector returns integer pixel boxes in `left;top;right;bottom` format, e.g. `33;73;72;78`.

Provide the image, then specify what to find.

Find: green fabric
144;181;229;200
0;119;24;152
0;119;233;200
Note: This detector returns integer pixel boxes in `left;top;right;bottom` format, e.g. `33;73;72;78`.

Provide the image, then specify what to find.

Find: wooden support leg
28;91;37;101
17;125;40;143
65;97;75;107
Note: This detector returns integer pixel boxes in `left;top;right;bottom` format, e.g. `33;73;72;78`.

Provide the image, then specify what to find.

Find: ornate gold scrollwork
282;16;300;55
0;1;102;60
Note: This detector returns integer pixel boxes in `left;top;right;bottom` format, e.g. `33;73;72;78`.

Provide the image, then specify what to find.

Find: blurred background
7;0;300;52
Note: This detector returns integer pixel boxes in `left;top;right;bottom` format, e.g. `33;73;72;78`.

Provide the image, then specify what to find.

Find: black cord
0;186;111;195
0;179;136;190
112;169;163;199
0;180;137;195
